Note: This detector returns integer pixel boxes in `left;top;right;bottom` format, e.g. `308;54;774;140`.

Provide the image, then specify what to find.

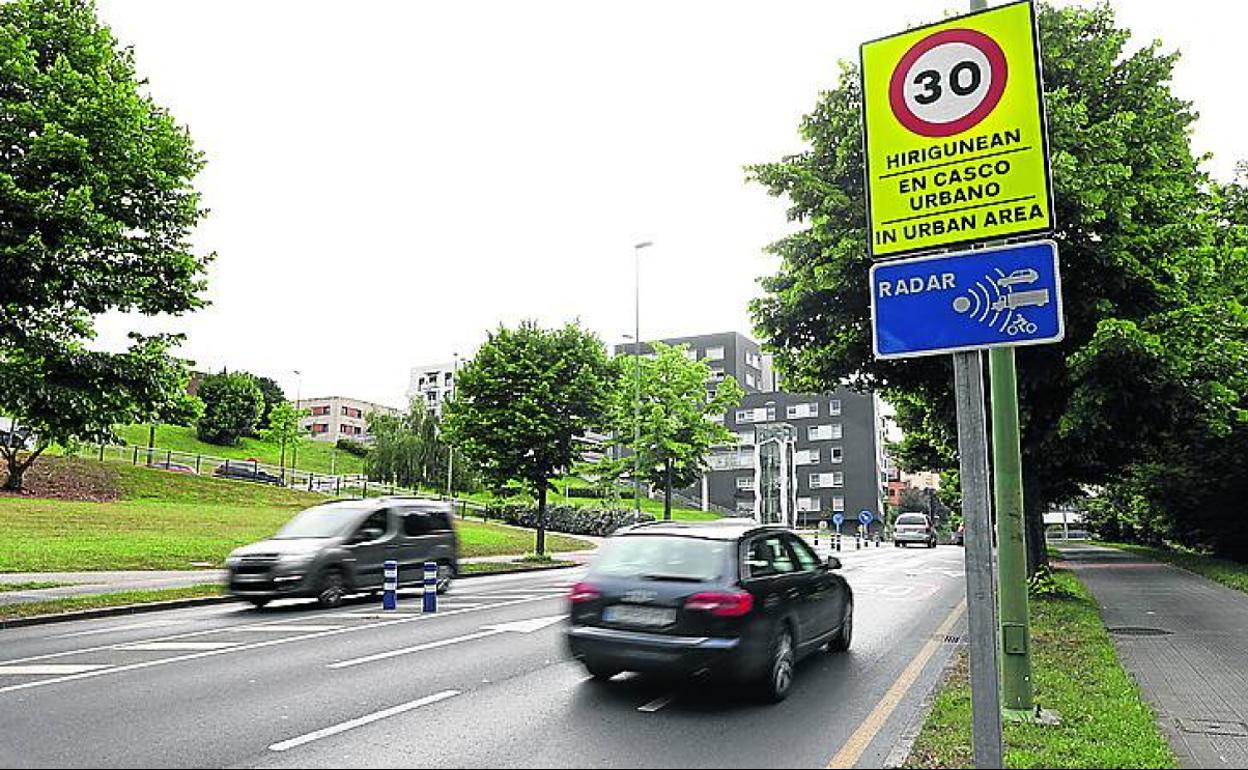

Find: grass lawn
459;560;574;575
0;584;225;622
0;581;69;593
0;462;591;572
1099;541;1248;595
112;424;365;476
904;570;1176;769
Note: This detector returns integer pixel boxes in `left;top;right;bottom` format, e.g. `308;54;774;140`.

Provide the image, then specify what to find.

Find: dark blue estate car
565;519;853;702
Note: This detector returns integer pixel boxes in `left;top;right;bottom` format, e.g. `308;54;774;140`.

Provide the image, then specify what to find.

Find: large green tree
443;322;615;555
598;342;745;519
366;404;472;492
749;3;1239;572
0;0;209;489
196;372;263;446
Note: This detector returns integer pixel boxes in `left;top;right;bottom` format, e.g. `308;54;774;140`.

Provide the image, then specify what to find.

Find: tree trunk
2;456;22;491
536;482;547;556
664;458;673;521
1023;472;1048;576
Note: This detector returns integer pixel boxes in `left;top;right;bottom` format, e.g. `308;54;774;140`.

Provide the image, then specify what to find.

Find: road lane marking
638;693;677;712
0;595;562;696
118;641;240;652
268;690;460;752
826;599;967;769
224;624;343;633
328;614;565;669
0;664;110;675
53;620;184;639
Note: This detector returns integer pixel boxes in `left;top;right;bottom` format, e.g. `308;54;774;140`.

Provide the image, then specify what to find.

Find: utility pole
633;240;652;521
447;353;458;498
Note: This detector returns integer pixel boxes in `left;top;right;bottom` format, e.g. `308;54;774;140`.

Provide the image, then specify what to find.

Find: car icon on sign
995;269;1039;289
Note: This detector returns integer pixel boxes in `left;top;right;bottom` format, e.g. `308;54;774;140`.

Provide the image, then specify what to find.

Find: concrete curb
0;562;578;630
883;642;967;769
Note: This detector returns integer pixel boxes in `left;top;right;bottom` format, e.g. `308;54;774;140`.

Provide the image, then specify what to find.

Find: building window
708;368;726;382
798;497;821;512
746;351;761;368
832;496;845;512
684;347;698;360
705;345;725;361
736;430;755;445
809;472;843;489
787;402;819;419
736;476;755;491
830;398;842;415
745;372;756;388
312;422;329;434
311;405;330;417
796;449;820;465
831;471;844;487
808;424;836;441
830;446;844;464
831;423;843;440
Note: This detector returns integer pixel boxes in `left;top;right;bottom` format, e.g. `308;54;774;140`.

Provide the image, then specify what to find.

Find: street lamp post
447;352;458;499
290;370;303;475
632;240;652;521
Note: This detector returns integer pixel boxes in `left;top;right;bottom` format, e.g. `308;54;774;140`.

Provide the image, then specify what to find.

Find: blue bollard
382;560;398;610
422;560;437;613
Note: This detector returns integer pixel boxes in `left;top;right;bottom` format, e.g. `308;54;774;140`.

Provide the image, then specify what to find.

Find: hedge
486;502;654;537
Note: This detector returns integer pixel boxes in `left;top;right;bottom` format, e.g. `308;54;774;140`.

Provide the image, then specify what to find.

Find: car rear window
896;514;929;526
591;535;729;582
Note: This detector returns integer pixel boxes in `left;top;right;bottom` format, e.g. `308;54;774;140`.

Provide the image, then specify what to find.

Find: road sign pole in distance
861;0;1052;257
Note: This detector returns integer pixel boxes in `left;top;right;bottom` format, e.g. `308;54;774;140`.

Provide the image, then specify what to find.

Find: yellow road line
827;599;967;769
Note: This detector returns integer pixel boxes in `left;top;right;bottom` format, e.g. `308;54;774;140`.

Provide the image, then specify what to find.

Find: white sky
92;0;1248;409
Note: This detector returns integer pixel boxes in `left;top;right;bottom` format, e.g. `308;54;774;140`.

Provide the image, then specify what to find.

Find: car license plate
603;604;676;628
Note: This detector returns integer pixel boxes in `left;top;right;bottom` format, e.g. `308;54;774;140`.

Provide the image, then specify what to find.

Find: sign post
861;0;1055;763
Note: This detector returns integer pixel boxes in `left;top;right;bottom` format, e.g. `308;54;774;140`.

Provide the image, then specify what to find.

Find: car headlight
279;552;316;567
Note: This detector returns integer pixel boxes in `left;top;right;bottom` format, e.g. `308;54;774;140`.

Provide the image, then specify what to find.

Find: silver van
225;497;459;608
892;512;937;548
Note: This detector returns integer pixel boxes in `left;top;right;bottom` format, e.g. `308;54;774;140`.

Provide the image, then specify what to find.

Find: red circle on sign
888;28;1008;138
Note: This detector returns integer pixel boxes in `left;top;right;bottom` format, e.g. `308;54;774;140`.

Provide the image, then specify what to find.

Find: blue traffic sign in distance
870;239;1063;359
832;512;845;527
858;510;874;526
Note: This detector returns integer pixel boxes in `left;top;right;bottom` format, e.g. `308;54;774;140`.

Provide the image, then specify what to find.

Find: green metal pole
989;346;1034;714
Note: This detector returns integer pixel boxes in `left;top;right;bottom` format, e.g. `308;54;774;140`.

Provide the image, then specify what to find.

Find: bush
336;438;370;458
196;372;263;446
485;503;653;537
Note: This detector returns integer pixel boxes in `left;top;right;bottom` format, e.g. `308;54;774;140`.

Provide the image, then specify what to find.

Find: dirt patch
0;455;121;502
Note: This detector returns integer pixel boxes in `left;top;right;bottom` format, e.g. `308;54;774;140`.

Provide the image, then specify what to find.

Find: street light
290;369;303;474
632;240;653;520
447;352;458;499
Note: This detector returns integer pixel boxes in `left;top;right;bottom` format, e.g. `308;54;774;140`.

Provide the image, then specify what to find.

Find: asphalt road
0;544;968;769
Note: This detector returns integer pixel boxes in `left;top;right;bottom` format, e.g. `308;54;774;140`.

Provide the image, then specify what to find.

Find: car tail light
569;582;601;604
685;591;754;617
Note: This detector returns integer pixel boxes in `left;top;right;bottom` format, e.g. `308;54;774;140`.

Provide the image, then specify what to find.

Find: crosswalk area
0;573;580;694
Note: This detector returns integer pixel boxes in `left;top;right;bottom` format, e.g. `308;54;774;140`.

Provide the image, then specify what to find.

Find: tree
598;343;745;519
443;322;615;555
253;376;287;431
0;0;209;490
748;3;1238;573
365;404;472;491
259;401;308;476
196;372;263;446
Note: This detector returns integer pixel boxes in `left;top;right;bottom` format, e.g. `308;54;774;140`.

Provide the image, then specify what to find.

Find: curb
883;641;967;768
0;562;578;630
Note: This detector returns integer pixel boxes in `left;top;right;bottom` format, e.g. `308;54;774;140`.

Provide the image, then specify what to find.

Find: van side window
403;512;430;536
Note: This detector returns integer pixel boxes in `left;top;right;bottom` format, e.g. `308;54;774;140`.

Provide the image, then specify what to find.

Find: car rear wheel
436;562;454;595
758;625;796;703
317;568;346;608
248;598;270;609
828;601;853;653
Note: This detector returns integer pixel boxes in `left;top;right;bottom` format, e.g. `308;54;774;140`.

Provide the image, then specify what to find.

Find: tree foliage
252;376;287;431
597;343;745;519
443;322;615;554
366;404;472;492
259;401;307;472
0;0;209;489
748;3;1245;568
196;372;263;446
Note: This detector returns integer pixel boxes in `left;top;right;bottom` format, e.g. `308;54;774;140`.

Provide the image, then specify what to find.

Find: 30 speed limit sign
861;0;1053;257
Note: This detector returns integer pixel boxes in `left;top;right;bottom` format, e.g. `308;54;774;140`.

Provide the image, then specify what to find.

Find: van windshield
274;504;371;539
896;514;929;526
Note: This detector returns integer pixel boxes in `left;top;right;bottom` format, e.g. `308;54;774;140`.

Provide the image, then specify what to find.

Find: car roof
614;518;789;541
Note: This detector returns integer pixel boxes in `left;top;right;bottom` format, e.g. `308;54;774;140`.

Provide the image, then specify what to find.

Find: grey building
613;331;882;528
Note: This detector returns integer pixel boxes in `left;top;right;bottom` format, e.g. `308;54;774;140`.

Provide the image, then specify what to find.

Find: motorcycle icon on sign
951;267;1051;336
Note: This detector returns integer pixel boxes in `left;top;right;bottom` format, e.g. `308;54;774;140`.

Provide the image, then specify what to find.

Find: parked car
152;460;196;474
893;512;937;548
565;520;853;703
213;461;284;485
952;524;965;546
225;497;459;608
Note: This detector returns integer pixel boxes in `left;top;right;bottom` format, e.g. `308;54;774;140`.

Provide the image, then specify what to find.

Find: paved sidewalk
1058;543;1248;768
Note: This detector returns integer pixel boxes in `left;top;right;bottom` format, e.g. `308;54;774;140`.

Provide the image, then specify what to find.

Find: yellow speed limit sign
860;0;1052;257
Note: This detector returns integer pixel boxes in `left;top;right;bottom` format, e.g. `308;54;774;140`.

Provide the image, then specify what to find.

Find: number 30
912;60;983;105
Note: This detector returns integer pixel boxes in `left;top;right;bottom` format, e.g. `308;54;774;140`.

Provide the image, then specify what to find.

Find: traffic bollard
422;560;437;613
382;560;398;610
856;534;861;550
836;533;842;552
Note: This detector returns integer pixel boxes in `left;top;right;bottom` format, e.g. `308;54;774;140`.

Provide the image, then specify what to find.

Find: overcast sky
92;0;1247;409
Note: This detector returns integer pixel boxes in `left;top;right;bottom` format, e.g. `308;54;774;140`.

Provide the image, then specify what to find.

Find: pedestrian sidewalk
1058;543;1248;768
0;570;223;606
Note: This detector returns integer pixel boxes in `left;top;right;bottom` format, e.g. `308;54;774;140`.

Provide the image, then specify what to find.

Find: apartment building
407;362;458;414
296;397;400;443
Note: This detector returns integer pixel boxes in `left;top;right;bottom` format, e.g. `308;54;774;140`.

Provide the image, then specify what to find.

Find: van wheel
758;624;795;703
248;598;270;609
317;568;346;608
436;562;454;595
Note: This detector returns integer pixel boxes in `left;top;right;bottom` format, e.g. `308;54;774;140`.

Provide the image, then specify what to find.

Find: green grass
112;424;365;475
459;560;574;575
904;570;1176;769
0;584;225;621
0;462;590;572
0;581;69;593
1099;542;1248;595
